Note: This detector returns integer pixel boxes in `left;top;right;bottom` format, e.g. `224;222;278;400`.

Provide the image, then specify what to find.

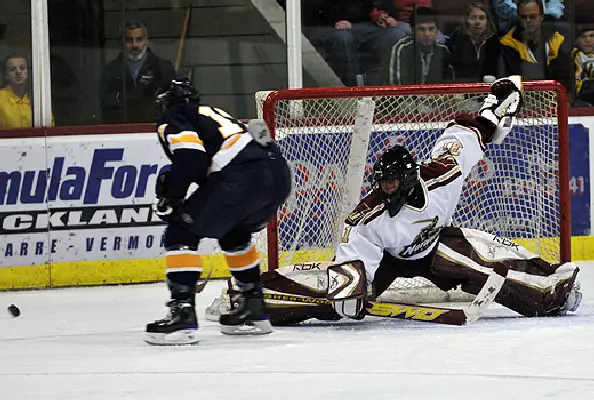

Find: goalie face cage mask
373;146;419;217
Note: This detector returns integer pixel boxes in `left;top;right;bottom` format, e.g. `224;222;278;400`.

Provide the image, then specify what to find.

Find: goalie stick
264;272;504;326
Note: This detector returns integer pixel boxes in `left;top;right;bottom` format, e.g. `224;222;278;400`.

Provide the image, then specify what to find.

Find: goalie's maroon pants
261;228;577;325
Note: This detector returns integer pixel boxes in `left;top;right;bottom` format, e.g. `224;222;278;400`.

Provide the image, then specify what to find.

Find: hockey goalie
207;76;583;326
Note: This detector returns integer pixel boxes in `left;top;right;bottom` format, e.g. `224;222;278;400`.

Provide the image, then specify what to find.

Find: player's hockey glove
247;119;272;147
153;170;183;223
478;75;523;144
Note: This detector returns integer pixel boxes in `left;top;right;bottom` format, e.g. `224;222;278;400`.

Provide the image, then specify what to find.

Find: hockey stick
174;6;192;75
196;265;214;294
264;293;467;325
463;271;505;324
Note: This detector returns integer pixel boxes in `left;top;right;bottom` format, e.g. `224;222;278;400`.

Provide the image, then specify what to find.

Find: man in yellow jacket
500;0;572;94
0;54;32;129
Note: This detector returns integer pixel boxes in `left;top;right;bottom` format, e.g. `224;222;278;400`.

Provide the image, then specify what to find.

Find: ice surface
1;262;593;400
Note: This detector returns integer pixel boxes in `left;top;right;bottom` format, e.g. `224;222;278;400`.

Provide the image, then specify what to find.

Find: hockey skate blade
144;329;199;346
220;320;273;335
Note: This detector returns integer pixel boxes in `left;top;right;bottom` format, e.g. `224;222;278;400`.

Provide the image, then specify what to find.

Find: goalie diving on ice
206;75;582;326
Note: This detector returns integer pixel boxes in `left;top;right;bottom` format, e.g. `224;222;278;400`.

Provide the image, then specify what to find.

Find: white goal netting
251;83;569;303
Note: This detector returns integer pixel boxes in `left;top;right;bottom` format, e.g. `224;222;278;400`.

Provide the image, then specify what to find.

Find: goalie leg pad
434;227;582;317
327;261;367;319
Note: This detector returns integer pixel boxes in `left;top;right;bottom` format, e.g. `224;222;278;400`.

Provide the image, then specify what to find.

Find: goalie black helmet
156;78;200;112
373;146;418;217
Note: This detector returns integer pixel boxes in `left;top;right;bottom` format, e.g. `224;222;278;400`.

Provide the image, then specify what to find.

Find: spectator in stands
500;0;572;93
490;0;564;35
0;54;32;130
100;20;175;124
446;1;501;83
389;7;454;85
377;0;447;43
302;0;406;86
573;26;594;106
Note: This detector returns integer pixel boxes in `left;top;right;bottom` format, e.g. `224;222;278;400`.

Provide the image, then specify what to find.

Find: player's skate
145;299;199;345
479;75;523;144
219;286;273;335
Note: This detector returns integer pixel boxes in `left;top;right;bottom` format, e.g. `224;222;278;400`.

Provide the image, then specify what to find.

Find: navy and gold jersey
156;103;271;202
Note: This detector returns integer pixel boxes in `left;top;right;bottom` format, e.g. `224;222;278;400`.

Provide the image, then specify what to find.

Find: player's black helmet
373;146;418;217
156;78;200;112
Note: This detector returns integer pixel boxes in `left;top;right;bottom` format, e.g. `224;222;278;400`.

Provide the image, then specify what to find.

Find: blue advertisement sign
569;124;590;236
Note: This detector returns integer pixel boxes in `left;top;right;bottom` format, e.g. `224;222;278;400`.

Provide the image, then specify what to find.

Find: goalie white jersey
334;124;485;281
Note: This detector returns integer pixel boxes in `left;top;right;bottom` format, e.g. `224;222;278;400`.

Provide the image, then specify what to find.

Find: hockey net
250;82;570;304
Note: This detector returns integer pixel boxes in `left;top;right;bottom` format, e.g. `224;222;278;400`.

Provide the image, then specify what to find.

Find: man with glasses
490;0;564;34
500;0;572;94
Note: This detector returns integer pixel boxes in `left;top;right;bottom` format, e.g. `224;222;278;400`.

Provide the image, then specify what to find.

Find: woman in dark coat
446;1;501;82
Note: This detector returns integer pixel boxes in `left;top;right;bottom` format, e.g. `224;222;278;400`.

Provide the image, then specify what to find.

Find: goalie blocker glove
478;75;523;144
327;261;368;319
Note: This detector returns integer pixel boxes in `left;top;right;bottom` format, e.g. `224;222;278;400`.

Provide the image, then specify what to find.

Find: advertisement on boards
0;134;169;268
0;122;590;287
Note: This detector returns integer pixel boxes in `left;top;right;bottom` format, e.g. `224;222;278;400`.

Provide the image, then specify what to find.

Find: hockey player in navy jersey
145;78;291;345
207;75;582;326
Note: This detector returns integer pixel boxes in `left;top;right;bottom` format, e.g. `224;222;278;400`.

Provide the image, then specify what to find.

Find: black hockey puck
8;304;20;317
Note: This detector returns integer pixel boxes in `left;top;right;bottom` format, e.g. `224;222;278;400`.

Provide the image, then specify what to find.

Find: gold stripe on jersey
209;133;253;173
224;244;260;271
221;134;241;150
166;250;203;273
168;131;205;152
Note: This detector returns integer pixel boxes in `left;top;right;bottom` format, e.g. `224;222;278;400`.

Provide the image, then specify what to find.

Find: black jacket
446;29;501;82
500;24;572;93
389;37;454;85
302;0;379;26
100;48;175;124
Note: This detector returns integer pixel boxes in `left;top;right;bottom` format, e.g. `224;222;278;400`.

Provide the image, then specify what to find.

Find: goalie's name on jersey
0;204;163;234
0;148;169;207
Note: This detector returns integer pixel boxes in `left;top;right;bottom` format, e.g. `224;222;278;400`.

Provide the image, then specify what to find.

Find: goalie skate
557;267;582;316
205;285;233;322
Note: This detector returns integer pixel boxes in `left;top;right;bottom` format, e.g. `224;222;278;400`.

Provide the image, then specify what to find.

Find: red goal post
257;81;570;285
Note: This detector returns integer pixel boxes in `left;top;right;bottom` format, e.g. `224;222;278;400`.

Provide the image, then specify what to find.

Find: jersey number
199;106;244;138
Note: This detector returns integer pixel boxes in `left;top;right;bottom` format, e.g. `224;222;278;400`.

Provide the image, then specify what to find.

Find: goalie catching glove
479;75;523;144
326;261;368;319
